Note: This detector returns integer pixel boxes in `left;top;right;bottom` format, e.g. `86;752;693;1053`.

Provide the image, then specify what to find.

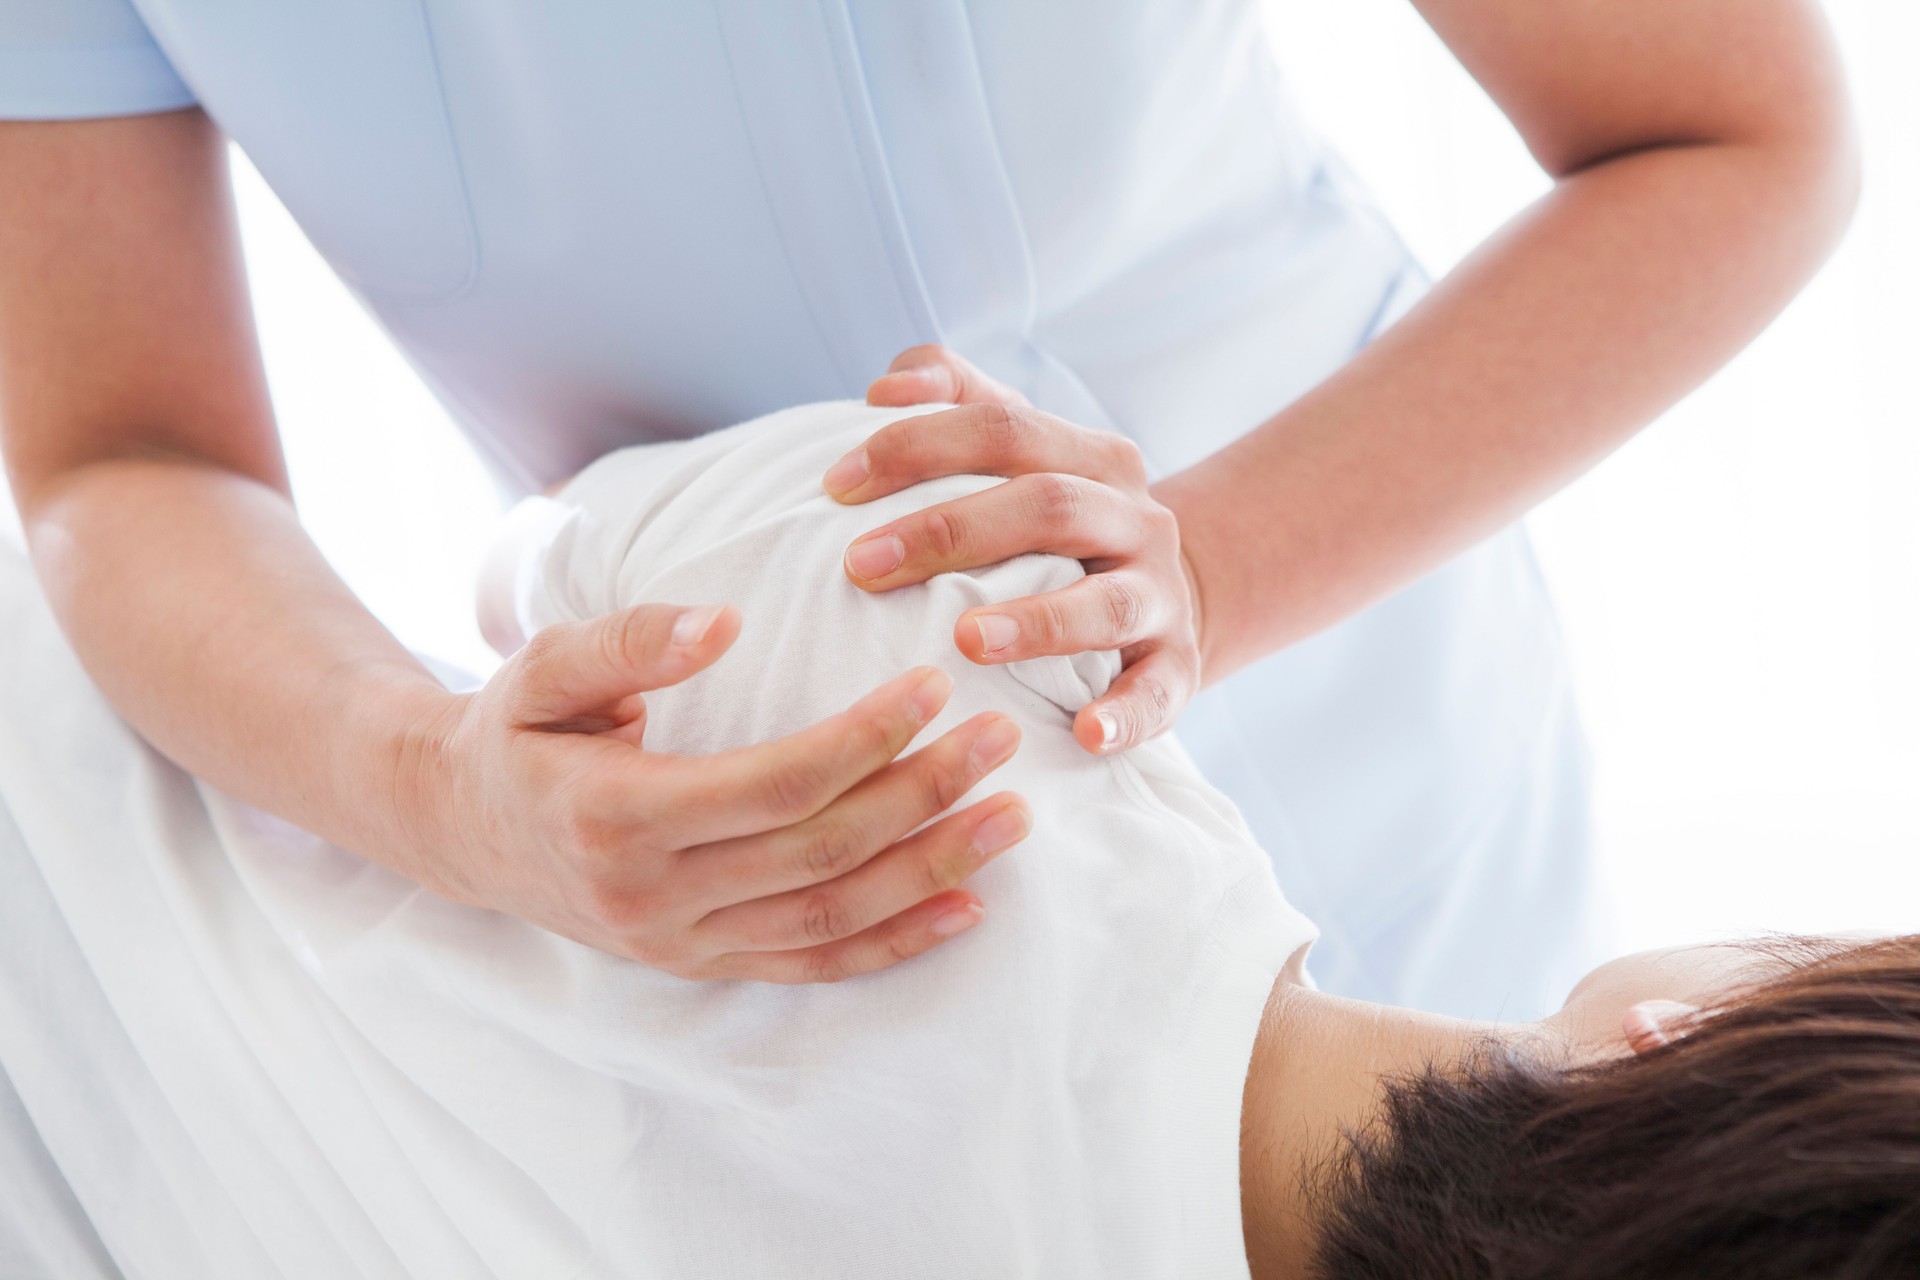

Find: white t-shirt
0;401;1313;1279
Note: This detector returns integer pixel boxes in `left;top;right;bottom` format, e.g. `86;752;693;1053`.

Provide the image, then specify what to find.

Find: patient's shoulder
492;399;1114;748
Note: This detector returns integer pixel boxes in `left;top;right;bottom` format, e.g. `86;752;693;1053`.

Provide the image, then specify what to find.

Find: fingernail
1095;710;1120;751
909;668;952;723
971;613;1019;655
846;533;905;580
931;903;983;937
968;718;1021;772
823;449;870;495
971;804;1031;856
672;605;725;646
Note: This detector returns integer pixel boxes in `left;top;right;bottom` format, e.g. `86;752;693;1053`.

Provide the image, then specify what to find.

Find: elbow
1542;10;1865;268
1765;44;1864;269
1805;109;1863;264
1759;115;1862;300
1741;22;1863;268
1587;87;1861;285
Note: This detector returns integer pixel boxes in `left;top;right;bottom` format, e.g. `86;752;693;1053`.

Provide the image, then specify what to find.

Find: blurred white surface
6;2;1910;963
230;163;505;678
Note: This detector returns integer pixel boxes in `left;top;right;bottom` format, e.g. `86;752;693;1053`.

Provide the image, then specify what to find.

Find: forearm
2;110;450;873
23;454;454;878
1159;133;1858;682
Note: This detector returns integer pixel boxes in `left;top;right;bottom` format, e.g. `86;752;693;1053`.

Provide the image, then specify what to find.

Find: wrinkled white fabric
0;401;1312;1278
1;0;1598;1027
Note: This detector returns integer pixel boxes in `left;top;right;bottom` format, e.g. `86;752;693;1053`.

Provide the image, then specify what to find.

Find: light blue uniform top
0;0;1598;1020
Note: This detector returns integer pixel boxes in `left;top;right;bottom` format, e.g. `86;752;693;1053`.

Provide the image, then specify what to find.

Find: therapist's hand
829;344;1204;754
409;602;1029;982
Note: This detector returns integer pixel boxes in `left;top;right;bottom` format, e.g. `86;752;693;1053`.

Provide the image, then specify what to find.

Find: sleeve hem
0;43;196;121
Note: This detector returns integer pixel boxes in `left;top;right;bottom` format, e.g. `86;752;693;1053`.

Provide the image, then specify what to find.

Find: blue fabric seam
394;0;481;303
817;0;945;344
708;4;864;393
1;41;159;54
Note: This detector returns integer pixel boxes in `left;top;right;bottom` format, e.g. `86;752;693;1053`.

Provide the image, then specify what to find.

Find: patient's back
447;404;1320;1274
0;401;1312;1280
461;402;1311;1275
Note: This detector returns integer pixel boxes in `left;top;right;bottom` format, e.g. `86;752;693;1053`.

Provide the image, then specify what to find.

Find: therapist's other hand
832;345;1203;755
410;602;1029;983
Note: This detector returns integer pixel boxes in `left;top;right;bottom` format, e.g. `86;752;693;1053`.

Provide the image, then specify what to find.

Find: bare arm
0;109;1026;981
1160;0;1860;679
834;0;1858;748
0;109;439;857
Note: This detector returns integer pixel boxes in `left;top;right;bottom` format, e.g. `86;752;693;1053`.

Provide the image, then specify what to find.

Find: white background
9;2;1914;962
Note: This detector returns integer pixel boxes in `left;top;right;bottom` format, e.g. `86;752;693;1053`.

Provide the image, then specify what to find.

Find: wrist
1174;542;1214;684
1154;476;1247;686
320;666;468;885
387;686;475;892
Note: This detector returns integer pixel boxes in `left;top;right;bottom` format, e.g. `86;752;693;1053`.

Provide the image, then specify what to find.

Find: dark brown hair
1311;936;1920;1280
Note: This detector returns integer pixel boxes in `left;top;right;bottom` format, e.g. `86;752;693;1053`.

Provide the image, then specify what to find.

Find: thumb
509;603;740;728
867;344;1031;408
1073;647;1192;755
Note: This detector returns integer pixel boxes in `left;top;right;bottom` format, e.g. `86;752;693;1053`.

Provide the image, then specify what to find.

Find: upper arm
0;109;284;514
1409;0;1857;178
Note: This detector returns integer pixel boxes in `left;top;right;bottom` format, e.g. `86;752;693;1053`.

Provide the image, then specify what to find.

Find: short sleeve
0;0;196;120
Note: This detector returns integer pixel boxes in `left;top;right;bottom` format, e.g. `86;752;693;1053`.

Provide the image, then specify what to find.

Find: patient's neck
1238;979;1532;1279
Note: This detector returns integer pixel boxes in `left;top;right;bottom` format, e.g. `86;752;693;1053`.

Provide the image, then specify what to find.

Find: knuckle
865;421;910;473
841;700;907;769
557;809;614;862
975;403;1028;460
516;624;566;672
921;848;970;896
599;609;653;672
1131;673;1176;730
893;343;948;371
1033;592;1075;649
803;947;854;985
795;821;863;882
799;890;855;945
513;625;576;696
1106;433;1148;483
1096;575;1144;642
760;755;833;822
594;607;678;682
620;887;664;930
882;927;922;968
1144;500;1180;543
860;700;912;756
921;505;970;562
631;606;677;655
1028;473;1083;533
983;404;1029;454
582;875;649;933
917;748;971;812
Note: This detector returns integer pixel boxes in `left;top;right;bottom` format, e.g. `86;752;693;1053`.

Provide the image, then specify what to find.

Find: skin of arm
0;109;1029;983
0;110;415;848
833;0;1859;736
1161;0;1860;681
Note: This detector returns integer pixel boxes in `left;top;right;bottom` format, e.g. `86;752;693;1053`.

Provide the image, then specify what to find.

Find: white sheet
0;401;1312;1278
